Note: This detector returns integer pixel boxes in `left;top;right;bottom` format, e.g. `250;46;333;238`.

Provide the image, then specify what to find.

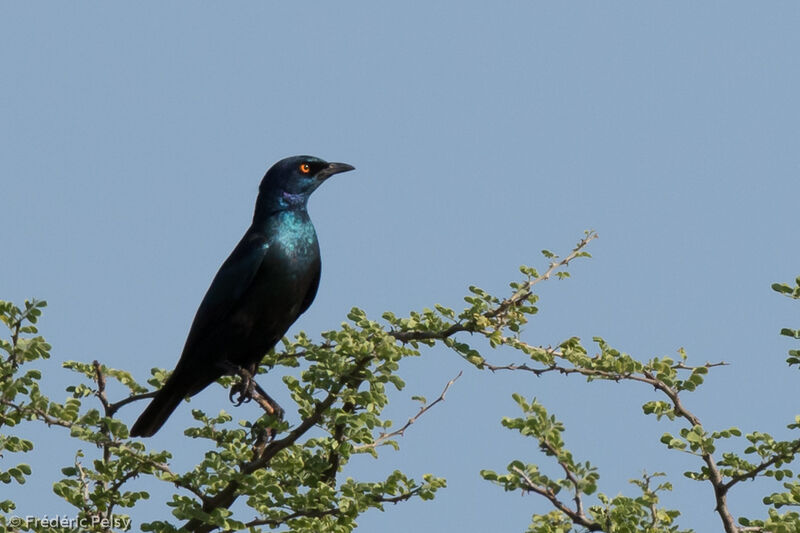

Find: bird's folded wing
182;231;270;346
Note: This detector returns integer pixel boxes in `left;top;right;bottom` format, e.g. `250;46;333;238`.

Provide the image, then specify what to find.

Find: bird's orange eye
299;163;311;174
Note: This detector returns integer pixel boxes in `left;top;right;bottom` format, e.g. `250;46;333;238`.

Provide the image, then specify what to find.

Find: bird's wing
183;230;269;346
298;263;321;315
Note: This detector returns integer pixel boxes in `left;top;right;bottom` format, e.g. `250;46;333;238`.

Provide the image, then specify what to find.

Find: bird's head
259;156;355;206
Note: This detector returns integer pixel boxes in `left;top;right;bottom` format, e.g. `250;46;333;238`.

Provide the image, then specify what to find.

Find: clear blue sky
2;2;799;531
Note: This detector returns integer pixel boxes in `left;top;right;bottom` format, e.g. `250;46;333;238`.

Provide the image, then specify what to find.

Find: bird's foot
226;365;284;417
224;364;285;443
229;367;256;407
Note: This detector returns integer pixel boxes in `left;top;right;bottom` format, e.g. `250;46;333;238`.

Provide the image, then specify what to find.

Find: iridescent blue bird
130;156;355;437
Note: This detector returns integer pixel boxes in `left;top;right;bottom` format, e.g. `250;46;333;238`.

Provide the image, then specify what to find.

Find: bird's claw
226;364;285;418
229;370;255;406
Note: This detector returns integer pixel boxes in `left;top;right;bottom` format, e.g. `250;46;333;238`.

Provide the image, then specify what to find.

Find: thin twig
539;439;586;519
0;398;73;428
511;465;602;531
390;232;598;344
107;390;158;417
75;459;93;514
637;472;660;529
7;302;39;368
355;371;462;452
139;457;212;505
722;440;800;492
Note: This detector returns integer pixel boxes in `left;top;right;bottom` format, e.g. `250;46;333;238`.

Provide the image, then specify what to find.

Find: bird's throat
274;210;318;259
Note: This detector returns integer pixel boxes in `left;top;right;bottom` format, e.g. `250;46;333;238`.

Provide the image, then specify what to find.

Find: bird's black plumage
130;155;354;437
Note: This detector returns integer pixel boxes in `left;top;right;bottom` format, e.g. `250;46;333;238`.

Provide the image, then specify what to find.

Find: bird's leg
250;380;285;420
248;379;287;447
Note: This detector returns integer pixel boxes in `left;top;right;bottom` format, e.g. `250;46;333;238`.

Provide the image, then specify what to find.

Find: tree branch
93;360;114;465
183;355;374;533
640;371;737;533
235;490;421;531
482;343;738;531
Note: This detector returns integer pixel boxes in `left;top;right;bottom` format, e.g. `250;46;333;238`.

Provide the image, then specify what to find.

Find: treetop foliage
2;232;800;532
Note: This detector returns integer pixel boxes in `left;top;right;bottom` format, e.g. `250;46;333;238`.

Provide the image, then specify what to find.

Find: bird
129;155;355;437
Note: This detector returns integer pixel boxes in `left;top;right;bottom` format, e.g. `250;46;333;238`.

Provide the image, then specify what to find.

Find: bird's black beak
318;162;355;180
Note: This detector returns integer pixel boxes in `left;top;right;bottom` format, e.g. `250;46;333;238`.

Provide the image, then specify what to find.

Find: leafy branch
6;235;800;533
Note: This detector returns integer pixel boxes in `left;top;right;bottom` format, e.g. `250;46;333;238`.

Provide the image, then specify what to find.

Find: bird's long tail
129;376;189;438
